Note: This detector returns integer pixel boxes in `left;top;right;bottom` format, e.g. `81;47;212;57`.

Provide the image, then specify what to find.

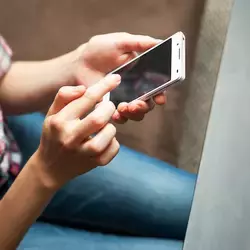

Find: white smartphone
103;31;186;107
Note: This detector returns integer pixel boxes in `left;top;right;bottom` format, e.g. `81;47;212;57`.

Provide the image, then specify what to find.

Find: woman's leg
8;113;197;240
19;222;183;250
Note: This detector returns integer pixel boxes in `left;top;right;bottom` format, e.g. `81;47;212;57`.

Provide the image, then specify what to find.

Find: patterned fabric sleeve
0;35;12;78
0;35;21;190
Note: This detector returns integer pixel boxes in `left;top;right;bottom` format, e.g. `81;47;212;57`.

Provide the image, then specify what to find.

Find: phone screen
110;38;172;106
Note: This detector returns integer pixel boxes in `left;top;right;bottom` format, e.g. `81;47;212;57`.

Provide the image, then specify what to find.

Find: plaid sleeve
0;35;12;78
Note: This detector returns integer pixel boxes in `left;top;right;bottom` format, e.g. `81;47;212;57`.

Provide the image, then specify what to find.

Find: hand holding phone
104;31;186;107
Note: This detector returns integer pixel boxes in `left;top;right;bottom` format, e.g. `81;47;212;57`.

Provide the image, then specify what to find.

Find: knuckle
84;89;98;101
60;138;75;151
120;32;130;37
89;36;96;43
43;117;52;132
58;86;68;95
89;35;100;43
96;156;108;166
58;134;74;150
56;86;70;100
59;129;75;150
145;35;153;40
60;137;72;150
97;139;120;166
89;115;107;129
87;141;102;154
48;115;64;131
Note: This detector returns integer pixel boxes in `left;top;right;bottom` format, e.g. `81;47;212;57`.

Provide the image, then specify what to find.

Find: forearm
0;155;57;250
0;51;77;115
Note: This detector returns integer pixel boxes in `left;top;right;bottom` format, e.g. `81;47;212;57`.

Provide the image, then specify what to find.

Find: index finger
59;74;121;120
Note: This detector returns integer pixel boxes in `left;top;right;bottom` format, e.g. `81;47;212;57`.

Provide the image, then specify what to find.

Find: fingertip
117;102;128;113
110;74;121;84
153;93;166;105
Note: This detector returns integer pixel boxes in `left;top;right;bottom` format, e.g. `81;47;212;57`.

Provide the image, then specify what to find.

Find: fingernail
111;74;121;84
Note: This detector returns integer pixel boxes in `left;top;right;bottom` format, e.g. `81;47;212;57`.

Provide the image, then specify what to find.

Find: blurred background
0;0;232;173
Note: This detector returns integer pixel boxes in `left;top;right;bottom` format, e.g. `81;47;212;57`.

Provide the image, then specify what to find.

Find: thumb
47;85;86;116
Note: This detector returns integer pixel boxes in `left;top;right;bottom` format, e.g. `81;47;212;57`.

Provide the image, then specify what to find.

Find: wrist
0;156;56;250
60;44;88;87
48;49;80;88
27;151;61;193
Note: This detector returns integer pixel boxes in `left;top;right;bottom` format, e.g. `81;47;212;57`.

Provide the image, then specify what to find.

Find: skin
0;76;121;249
0;32;166;121
0;33;167;249
76;33;166;123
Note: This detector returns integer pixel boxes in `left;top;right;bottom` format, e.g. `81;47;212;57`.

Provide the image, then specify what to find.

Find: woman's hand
0;76;120;248
33;74;121;190
71;32;167;123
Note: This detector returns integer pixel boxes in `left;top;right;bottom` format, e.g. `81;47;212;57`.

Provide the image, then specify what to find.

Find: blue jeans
7;113;197;250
